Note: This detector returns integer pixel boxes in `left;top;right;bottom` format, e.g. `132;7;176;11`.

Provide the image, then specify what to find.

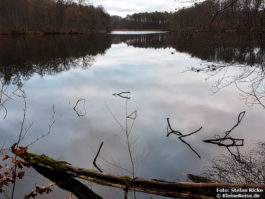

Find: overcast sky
90;0;194;17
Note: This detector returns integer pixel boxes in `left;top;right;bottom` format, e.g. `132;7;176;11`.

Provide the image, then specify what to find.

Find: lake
0;31;265;198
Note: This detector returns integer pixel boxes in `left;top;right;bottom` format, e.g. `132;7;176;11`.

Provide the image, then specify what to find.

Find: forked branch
166;118;202;159
93;141;104;173
73;98;86;117
203;111;246;161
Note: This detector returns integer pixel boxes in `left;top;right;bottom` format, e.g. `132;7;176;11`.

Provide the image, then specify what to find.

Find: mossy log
23;153;102;199
22;153;265;199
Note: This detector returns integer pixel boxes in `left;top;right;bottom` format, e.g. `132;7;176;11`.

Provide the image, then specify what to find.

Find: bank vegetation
0;0;110;35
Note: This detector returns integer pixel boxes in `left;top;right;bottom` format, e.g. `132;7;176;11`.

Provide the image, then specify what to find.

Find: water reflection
0;32;265;198
1;33;264;85
0;34;111;85
204;142;265;184
167;33;265;66
111;33;167;49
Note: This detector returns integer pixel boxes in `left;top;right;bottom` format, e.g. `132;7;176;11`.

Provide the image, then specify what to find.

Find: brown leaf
24;192;37;199
12;159;23;169
18;146;28;154
17;171;25;179
4;172;11;177
22;161;31;168
2;155;9;161
0;164;2;170
11;143;17;153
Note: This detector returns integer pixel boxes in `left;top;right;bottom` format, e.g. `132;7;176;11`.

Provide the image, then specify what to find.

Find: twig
124;189;129;199
224;111;245;137
166;118;202;159
203;111;246;161
11;88;27;199
109;91;136;199
27;104;55;147
73;98;86;117
88;144;132;174
127;110;137;119
93;142;104;173
210;0;239;24
0;82;22;119
203;137;244;147
113;92;131;99
179;137;201;159
105;103;125;132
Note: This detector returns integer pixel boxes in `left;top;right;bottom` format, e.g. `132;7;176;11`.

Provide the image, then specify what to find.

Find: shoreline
111;29;167;31
0;30;109;36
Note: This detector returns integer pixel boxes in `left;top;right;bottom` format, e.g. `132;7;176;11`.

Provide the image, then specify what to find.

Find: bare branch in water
166;118;202;159
73;98;86;117
11;88;27;199
0;81;22;119
224;111;245;137
203;111;246;161
93;142;104;173
27;104;56;147
113;91;131;99
109;91;137;199
127;110;137;120
105;103;125;132
88;143;132;174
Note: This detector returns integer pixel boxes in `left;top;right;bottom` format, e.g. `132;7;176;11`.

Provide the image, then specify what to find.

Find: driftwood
20;152;265;199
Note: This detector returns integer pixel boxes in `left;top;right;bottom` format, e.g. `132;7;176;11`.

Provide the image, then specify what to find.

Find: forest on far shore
111;0;265;37
0;0;264;37
0;0;111;35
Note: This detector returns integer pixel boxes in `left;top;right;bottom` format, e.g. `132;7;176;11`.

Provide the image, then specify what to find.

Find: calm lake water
0;31;265;198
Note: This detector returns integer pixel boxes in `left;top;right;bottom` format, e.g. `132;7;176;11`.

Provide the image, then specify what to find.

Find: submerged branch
166;118;202;158
93;141;104;173
73;98;86;117
203;111;246;160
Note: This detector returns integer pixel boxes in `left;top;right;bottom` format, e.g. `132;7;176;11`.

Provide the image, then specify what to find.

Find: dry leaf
2;155;9;161
17;171;25;179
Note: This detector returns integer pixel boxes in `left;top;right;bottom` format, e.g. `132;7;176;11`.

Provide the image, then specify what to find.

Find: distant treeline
111;0;265;36
111;12;169;30
0;0;111;35
168;0;265;35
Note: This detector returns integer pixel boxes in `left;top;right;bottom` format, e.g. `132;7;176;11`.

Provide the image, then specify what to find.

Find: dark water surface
0;32;265;198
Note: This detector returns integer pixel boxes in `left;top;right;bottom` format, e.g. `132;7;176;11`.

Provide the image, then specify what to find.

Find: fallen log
21;152;265;199
22;153;102;199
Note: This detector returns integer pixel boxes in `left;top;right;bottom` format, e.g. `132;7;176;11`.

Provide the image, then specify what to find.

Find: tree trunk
22;153;265;199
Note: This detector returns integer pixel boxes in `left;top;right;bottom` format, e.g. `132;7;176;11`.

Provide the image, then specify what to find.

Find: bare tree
190;61;265;109
203;142;265;184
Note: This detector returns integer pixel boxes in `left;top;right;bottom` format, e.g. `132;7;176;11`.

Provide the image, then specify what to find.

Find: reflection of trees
111;32;265;67
204;142;265;184
110;33;168;49
0;34;111;85
190;59;265;108
167;32;265;66
112;33;265;109
181;32;265;108
203;111;245;161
